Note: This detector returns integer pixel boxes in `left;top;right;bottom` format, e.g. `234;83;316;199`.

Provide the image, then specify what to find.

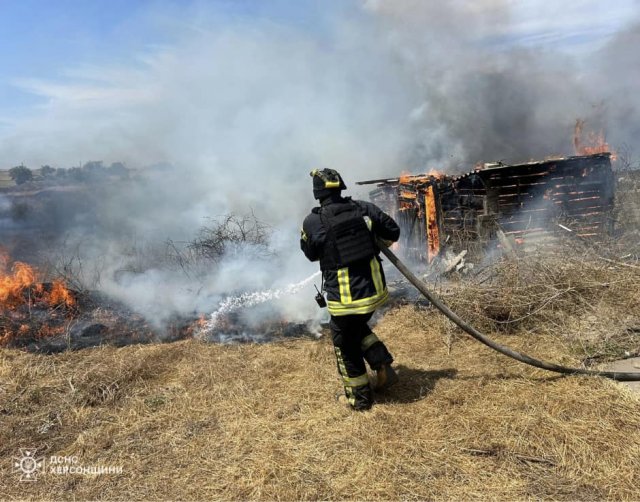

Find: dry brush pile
441;241;640;364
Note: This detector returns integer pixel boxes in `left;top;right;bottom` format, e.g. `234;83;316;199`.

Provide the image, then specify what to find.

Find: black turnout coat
300;195;400;316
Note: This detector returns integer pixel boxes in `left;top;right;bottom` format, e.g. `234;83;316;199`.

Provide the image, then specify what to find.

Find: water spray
199;271;321;336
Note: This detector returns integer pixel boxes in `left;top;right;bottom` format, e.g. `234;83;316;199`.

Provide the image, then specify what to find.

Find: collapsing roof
358;153;615;263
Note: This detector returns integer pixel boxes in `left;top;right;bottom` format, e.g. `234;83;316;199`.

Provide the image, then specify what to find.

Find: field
1;248;640;500
0;171;15;189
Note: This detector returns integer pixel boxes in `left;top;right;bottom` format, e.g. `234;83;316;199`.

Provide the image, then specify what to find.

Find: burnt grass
1;288;325;354
1;289;192;353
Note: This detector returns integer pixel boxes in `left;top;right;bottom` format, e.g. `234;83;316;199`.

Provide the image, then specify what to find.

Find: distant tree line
8;165;33;185
7;161;130;185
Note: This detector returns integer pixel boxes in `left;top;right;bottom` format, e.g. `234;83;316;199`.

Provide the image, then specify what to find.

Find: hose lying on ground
376;239;640;382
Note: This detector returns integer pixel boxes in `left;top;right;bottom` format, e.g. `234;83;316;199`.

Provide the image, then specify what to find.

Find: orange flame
426;168;446;180
0;262;37;307
573;119;616;160
0;250;75;310
424;185;440;262
399;169;446;185
399;170;413;184
49;280;76;307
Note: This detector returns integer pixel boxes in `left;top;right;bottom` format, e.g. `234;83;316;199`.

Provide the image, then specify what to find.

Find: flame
49;279;76;307
426;168;446;180
424;185;440;262
399;170;413;184
399;189;417;200
0;251;76;345
573;119;617;160
0;250;75;310
399;169;446;185
0;262;37;308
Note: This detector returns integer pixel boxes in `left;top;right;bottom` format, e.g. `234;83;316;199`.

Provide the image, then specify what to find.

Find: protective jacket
301;195;400;316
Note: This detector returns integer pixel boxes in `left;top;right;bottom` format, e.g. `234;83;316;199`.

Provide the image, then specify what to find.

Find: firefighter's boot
335;390;371;411
374;364;399;391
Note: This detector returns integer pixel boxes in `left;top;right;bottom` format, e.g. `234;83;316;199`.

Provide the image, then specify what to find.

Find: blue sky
0;0;334;118
1;1;146;112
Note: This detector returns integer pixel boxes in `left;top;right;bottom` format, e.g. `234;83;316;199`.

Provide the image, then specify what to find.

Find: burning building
358;153;615;262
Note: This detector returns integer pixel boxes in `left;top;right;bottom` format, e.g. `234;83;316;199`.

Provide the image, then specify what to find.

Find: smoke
364;1;640;166
1;0;639;327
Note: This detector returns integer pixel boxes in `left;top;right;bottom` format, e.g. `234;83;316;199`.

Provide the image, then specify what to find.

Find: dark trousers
330;312;393;410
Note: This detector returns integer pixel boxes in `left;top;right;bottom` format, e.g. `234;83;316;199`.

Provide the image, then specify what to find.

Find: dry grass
442;245;640;363
1;297;640;500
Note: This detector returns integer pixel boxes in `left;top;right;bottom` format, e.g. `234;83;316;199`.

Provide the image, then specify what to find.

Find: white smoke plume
0;1;638;327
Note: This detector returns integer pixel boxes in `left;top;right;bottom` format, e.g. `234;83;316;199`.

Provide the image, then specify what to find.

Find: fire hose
376;238;640;382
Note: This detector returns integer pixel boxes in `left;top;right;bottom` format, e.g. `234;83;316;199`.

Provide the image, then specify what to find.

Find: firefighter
300;168;401;410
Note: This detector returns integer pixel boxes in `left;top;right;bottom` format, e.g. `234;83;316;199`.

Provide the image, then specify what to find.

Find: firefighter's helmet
310;168;347;200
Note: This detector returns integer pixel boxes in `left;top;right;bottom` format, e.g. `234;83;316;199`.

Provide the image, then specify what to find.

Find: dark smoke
365;1;640;168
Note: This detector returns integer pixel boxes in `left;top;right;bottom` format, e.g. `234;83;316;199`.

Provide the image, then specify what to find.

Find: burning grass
0;251;77;346
1;298;640;499
0;250;193;352
0;254;75;311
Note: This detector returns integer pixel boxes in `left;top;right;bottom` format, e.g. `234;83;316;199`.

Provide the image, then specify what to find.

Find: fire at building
358;153;615;263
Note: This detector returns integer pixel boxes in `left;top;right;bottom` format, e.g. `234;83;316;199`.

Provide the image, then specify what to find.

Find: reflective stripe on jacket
301;196;400;316
325;256;389;316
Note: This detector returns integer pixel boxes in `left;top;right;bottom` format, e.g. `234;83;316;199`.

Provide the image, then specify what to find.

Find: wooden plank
549;180;606;189
497;204;552;213
499;214;553;223
556;198;606;207
485;163;558;177
499;212;552;221
489;171;551;181
487;179;550;189
499;220;553;231
576;209;611;216
551;190;603;198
